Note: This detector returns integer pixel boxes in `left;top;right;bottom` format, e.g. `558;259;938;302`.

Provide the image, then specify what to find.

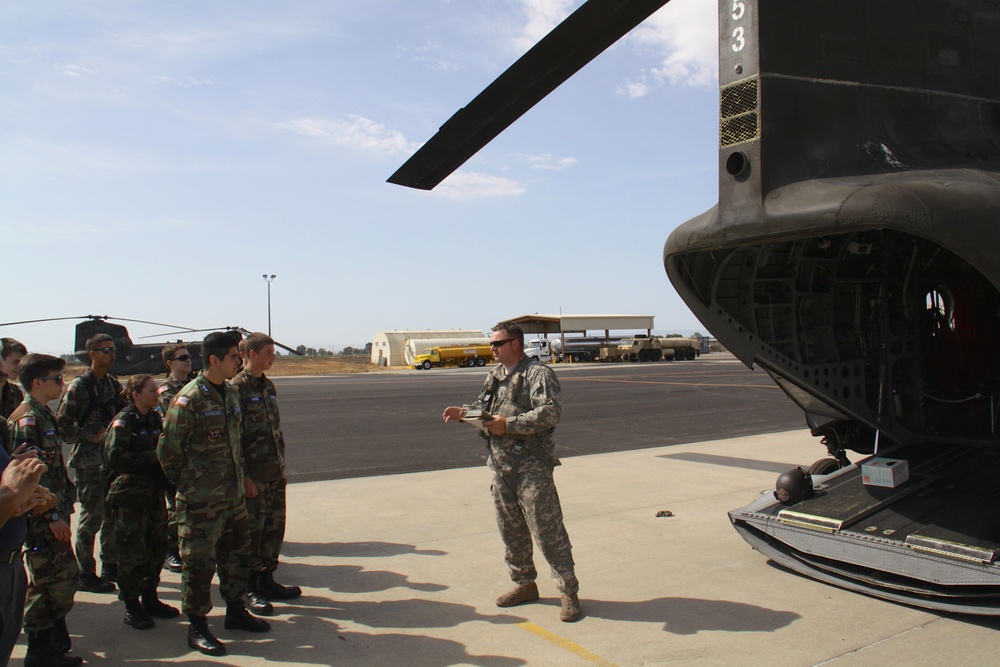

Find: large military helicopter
389;0;1000;614
0;315;301;375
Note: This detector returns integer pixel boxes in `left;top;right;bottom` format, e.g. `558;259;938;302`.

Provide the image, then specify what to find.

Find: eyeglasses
490;339;515;348
172;355;191;362
94;347;116;355
39;375;63;384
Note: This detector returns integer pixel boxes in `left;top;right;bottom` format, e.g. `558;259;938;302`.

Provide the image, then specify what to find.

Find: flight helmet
774;467;814;505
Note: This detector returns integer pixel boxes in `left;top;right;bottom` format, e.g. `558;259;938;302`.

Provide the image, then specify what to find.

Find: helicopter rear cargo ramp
732;444;1000;614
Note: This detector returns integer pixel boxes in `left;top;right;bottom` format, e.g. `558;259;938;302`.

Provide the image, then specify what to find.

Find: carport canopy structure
504;314;654;338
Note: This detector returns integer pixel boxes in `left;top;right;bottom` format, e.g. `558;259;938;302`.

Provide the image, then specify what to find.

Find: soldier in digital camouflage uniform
442;321;580;623
157;343;193;574
9;354;84;666
157;331;269;657
0;337;27;423
55;333;124;594
232;333;300;616
104;374;179;631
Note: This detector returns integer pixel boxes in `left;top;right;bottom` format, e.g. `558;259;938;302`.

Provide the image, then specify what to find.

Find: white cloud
154;75;215;88
524;153;577;170
630;0;717;88
275;114;421;156
435;171;525;200
395;43;461;72
617;80;650;99
512;0;574;52
61;64;98;77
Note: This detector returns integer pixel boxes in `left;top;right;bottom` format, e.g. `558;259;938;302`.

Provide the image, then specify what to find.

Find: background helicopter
389;0;1000;614
0;315;302;376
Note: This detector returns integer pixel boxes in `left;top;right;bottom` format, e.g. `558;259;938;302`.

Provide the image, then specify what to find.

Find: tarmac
12;429;1000;666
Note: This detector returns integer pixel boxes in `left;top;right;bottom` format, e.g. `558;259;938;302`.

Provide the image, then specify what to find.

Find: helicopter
0;315;302;376
388;0;1000;615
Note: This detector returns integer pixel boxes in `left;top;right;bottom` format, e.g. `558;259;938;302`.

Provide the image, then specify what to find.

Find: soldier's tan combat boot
559;593;581;622
495;582;539;607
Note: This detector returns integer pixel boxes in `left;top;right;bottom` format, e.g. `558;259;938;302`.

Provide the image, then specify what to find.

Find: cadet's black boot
24;629;83;667
187;614;225;656
258;568;302;600
78;572;115;594
243;572;274;616
124;599;155;630
52;617;71;652
224;601;271;633
99;563;118;583
141;586;180;618
163;551;183;573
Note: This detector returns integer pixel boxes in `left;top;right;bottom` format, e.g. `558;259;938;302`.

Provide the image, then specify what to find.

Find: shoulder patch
158;384;169;394
176;396;190;407
112;418;127;429
18;416;35;428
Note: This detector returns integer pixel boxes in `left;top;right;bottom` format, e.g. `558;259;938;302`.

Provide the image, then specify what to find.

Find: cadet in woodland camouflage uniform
232;333;300;617
103;374;179;631
9;354;84;666
55;333;124;594
0;338;27;422
157;331;270;657
442;321;581;623
157;343;192;574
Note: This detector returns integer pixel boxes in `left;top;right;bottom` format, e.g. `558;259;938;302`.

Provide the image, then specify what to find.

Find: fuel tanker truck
525;336;625;363
413;345;493;369
526;336;701;363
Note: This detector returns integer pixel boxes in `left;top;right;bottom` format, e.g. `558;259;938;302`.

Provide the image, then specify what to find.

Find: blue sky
1;0;719;355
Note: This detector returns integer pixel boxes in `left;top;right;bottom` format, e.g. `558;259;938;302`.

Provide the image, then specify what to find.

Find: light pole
262;274;276;336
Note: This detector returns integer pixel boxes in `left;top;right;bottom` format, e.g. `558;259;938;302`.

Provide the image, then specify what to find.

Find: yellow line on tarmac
517;621;620;667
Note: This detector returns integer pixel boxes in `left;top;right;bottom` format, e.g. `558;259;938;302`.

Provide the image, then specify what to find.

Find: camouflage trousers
491;457;578;595
109;485;167;600
0;557;27;665
165;489;178;552
73;467;115;574
23;524;80;634
245;478;287;573
176;496;251;617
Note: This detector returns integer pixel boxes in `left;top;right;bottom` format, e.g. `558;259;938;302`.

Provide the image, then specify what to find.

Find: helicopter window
926;288;955;334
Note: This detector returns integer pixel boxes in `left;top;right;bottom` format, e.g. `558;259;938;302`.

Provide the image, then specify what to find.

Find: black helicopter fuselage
664;0;1000;613
72;319;205;376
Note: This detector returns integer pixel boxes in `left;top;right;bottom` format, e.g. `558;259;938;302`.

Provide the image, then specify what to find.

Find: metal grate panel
720;76;759;147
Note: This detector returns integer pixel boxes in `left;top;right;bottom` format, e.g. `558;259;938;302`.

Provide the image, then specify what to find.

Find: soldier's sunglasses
490;339;515;347
94;347;115;355
39;375;63;384
173;355;192;362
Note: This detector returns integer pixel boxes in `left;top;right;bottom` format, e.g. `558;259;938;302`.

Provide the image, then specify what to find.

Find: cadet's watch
46;512;60;523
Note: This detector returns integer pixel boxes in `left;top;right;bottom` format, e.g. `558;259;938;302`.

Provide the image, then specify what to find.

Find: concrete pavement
12;429;1000;666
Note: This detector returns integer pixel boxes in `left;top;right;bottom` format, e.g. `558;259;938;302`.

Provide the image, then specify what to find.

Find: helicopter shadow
581;596;800;635
281;540;447;559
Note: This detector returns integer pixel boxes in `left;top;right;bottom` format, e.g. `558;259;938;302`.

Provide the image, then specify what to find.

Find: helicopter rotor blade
0;315;101;327
137;327;226;340
387;0;669;190
227;326;303;356
101;317;200;331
